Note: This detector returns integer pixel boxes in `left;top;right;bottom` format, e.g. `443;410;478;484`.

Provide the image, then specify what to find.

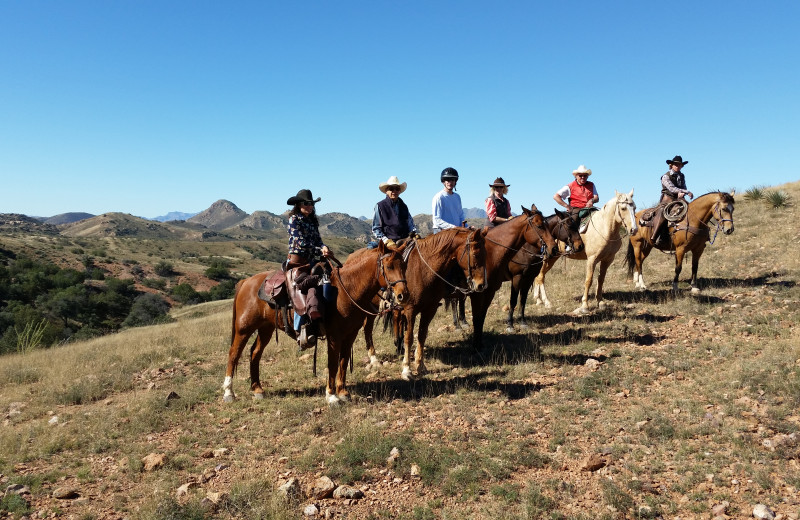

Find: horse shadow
697;272;794;290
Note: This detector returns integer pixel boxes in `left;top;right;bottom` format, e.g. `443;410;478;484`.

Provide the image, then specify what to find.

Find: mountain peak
187;200;248;231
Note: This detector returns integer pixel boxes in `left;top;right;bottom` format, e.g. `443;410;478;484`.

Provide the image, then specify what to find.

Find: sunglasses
386;186;401;192
302;201;315;207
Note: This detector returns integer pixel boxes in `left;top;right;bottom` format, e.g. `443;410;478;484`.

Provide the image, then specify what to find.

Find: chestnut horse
532;190;638;314
467;206;558;348
361;228;488;380
505;209;584;331
222;241;409;405
625;191;735;293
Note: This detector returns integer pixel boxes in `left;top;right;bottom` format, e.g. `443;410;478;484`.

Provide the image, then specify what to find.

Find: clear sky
2;1;798;219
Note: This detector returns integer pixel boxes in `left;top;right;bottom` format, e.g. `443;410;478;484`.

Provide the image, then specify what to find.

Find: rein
673;200;732;245
331;252;401;317
485;213;548;259
413;233;482;295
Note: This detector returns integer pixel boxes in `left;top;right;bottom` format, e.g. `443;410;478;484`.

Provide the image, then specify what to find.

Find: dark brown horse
360;228;488;380
625;191;735;293
505;209;584;331
467;206;558;348
222;241;409;405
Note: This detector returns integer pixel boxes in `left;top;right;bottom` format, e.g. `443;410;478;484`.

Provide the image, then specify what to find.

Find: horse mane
695;191;735;204
417;228;464;253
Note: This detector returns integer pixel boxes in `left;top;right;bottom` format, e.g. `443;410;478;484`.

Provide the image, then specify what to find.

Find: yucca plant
764;189;790;209
743;185;766;201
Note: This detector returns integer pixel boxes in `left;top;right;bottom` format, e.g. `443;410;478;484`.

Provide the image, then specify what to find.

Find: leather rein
486;212;550;265
331;251;405;317
412;232;485;295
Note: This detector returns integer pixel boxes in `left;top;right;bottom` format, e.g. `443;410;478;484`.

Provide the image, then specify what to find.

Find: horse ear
377;241;386;255
628;189;634;198
520;205;531;216
555;208;564;217
615;189;620;197
480;227;489;238
730;189;736;196
530;203;538;212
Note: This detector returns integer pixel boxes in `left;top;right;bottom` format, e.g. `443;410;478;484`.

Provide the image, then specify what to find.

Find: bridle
330;251;406;316
486;211;550;262
704;200;734;245
414;232;486;294
586;197;635;242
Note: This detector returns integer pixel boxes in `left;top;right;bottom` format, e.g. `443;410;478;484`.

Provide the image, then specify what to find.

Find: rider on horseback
553;165;599;233
641;155;694;245
286;189;333;350
485;177;514;228
372;175;418;249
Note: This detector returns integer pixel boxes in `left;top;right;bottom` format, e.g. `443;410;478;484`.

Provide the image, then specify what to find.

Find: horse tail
623;240;635;278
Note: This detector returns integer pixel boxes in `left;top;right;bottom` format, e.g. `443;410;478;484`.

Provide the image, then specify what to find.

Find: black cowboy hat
489;177;510;188
666;155;689;166
287;189;321;205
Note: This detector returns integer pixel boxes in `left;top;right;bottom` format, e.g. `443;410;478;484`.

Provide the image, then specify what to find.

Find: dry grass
1;181;800;519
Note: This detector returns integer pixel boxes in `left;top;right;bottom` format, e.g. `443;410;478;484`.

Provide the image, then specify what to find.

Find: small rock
410;464;420;478
199;468;216;483
212;448;228;458
711;501;729;516
141;453;166;472
200;449;214;458
585;358;602;370
5;484;31;496
52;487;79;499
753;504;776;519
387;447;400;466
303;504;319;516
48;415;59;425
204;491;226;504
306;476;336;500
333;485;364;499
277;478;302;502
580;453;607;472
176;482;199;497
638;505;653;517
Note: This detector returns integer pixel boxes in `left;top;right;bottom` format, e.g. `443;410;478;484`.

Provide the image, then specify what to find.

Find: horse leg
576;260;597;314
449;297;461;329
672;248;686;292
362;315;379;367
507;279;519;333
470;291;491;349
595;259;612;309
518;277;532;330
689;248;704;294
401;308;418;381
333;330;359;402
223;328;253;402
458;297;467;327
248;324;275;399
634;240;651;291
534;258;555;308
414;306;438;377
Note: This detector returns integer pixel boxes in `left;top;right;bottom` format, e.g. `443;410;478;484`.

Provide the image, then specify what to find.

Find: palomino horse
467;206;558;348
505;209;584;331
532;190;638;314
361;228;488;380
625;191;735;293
222;241;409;405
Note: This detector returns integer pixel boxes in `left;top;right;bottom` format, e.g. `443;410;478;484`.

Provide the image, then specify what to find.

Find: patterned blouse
287;214;324;262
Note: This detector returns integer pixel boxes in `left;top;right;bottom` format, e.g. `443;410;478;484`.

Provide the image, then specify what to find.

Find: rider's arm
432;194;457;231
553;186;571;209
371;204;386;241
661;172;689;198
485;197;498;223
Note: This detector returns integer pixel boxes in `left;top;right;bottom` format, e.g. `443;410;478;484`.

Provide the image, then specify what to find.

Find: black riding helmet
440;167;459;182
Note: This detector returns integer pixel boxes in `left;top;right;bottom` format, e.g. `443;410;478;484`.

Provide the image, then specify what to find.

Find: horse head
456;227;488;293
377;241;409;305
716;191;736;235
553;208;584;254
521;204;558;258
613;189;638;236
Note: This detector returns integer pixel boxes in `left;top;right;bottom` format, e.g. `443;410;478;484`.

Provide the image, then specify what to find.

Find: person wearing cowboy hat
646;155;694;244
432;167;472;233
285;189;332;350
372;175;418;249
485;177;514;227
553;165;599;232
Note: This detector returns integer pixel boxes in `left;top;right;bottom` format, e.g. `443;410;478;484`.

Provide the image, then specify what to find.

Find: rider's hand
321;245;331;257
687;191;694;199
384;238;397;249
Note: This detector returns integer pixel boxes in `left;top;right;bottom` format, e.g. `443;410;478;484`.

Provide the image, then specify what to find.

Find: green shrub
123;293;172;328
764;189;790;209
154;261;174;277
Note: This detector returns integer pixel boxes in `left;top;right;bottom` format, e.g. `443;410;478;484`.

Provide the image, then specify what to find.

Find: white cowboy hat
378;176;407;194
572;165;592;176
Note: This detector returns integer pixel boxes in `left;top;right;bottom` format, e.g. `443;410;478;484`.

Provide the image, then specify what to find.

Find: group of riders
283;155;693;350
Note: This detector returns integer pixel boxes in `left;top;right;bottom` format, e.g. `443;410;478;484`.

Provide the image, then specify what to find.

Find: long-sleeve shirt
485;195;512;224
372;199;417;242
286;214;325;262
661;170;689;198
431;189;465;233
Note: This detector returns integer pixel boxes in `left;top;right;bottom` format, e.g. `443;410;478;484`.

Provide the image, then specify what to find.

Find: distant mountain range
6;201;488;241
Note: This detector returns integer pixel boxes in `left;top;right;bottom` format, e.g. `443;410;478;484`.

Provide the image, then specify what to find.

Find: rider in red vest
553;165;599;232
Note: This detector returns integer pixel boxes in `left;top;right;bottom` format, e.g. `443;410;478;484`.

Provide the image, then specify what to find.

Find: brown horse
505;209;584;331
222;241;409;405
467;205;558;348
532;190;638;314
360;228;488;380
625;191;735;293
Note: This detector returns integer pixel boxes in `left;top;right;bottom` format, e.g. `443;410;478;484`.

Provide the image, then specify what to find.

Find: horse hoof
572;307;589;316
337;394;351;403
326;393;340;405
401;367;413;381
223;394;235;403
415;364;428;377
252;392;265;400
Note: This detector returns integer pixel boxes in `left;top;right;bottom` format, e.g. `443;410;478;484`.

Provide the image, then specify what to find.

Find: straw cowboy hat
287;189;321;205
379;176;407;194
489;177;511;188
572;165;592;176
666;155;689;166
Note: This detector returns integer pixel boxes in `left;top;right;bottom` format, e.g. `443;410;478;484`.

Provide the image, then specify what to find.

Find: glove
385;238;397;249
408;231;418;239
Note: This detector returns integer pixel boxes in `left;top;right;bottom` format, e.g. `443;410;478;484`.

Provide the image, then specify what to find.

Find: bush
154;261;174;277
171;283;205;305
204;262;232;281
123;293;172;327
744;185;766;201
764;189;790;209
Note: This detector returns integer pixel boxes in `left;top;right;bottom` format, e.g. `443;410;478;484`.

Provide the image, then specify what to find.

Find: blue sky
1;1;798;219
